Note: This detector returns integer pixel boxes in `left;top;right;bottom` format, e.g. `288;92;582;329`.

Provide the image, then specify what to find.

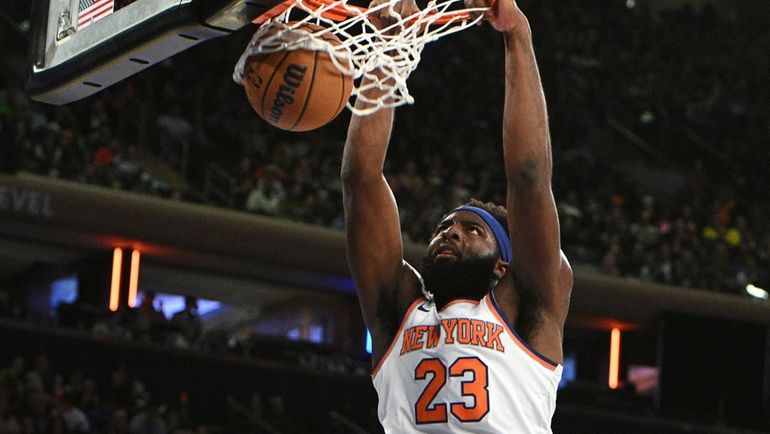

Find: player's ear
493;259;508;280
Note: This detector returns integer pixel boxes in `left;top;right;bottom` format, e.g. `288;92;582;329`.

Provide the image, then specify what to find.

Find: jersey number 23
414;356;489;424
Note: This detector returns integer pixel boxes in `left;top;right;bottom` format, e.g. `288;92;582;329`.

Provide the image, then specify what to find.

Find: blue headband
452;206;512;263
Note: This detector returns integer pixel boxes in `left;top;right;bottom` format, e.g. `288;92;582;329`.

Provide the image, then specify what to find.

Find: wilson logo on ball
269;64;307;123
243;22;353;132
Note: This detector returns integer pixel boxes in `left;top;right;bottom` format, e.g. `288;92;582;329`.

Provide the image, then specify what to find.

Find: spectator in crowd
244;170;287;216
26;353;56;395
90;136;120;186
0;384;21;434
104;407;130;434
56;392;91;433
104;367;134;410
170;296;203;348
128;396;168;434
133;292;168;343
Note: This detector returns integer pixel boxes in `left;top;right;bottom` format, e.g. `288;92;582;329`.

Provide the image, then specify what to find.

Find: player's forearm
341;109;393;182
341;84;394;183
501;22;553;190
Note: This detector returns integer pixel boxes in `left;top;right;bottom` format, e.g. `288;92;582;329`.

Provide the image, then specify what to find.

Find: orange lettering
412;326;428;351
441;319;458;344
426;325;441;349
487;324;505;352
457;319;472;344
471;320;486;346
401;327;415;355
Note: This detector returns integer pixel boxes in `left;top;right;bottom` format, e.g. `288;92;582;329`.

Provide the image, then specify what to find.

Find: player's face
421;211;505;303
426;211;500;264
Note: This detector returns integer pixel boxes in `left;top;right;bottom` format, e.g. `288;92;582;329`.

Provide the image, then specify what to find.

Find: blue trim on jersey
488;291;559;368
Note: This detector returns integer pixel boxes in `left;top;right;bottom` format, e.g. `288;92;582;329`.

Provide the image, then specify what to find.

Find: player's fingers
485;0;499;19
369;0;387;12
367;0;383;24
464;0;494;23
369;0;398;30
484;8;496;21
398;0;420;18
369;0;424;32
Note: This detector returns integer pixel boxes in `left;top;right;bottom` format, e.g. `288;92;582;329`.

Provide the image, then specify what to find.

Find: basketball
243;23;353;132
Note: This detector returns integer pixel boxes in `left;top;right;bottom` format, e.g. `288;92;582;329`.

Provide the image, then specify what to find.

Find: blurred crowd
1;288;368;433
0;354;201;434
0;351;322;434
1;0;769;296
0;285;368;378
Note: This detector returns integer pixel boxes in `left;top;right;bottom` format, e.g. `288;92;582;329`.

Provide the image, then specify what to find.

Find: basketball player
341;0;572;431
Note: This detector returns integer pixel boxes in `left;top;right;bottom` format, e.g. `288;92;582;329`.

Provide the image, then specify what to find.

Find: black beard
420;253;499;308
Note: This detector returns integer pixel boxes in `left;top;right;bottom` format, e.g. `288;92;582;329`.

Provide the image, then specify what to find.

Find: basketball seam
289;50;318;131
260;51;292;121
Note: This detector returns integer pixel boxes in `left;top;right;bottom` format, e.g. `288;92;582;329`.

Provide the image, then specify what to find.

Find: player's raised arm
341;98;421;365
481;0;573;362
341;0;423;367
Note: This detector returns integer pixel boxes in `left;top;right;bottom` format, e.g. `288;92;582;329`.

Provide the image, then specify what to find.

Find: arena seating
2;0;768;297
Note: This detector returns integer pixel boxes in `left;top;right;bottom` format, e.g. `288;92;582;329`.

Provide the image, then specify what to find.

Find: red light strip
609;328;621;389
109;248;123;312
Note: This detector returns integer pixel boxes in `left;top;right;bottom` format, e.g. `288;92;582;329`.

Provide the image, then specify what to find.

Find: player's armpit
363;261;423;366
525;308;567;365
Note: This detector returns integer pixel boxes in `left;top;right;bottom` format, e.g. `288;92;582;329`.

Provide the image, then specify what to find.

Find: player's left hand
464;0;527;33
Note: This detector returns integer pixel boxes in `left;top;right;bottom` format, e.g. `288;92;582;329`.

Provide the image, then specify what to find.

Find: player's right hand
464;0;527;33
369;0;420;32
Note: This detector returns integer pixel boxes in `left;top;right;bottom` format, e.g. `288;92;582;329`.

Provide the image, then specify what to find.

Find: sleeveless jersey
372;291;562;434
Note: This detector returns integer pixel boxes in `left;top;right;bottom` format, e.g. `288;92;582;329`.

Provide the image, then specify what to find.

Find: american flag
78;0;115;29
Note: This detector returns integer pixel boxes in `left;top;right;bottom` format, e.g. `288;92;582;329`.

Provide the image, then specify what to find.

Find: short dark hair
462;198;509;237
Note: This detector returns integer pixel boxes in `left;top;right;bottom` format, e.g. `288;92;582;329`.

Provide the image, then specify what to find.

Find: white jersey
372;292;562;434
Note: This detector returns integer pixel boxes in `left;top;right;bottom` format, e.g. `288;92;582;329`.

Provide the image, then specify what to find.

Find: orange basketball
243;23;353;132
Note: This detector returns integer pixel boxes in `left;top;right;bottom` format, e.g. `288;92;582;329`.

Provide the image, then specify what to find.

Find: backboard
27;0;282;105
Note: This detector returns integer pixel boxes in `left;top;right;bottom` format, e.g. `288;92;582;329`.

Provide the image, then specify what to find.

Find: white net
233;0;487;116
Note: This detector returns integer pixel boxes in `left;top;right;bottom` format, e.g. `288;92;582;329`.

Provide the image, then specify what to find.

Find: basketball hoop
233;0;488;116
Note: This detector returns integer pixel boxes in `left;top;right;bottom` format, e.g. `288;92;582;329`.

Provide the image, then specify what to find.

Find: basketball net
233;0;487;116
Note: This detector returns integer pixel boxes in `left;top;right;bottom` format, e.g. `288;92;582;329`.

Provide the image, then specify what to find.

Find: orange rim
253;0;473;25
